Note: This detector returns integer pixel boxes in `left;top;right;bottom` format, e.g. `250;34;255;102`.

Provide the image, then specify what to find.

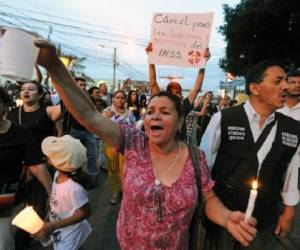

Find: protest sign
148;12;214;68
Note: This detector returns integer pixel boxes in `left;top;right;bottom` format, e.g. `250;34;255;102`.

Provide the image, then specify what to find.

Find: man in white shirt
99;82;112;107
278;70;300;120
201;61;300;250
277;69;300;250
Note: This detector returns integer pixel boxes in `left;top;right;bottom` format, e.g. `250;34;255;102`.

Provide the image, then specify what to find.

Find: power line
0;3;149;42
0;11;148;47
0;2;149;81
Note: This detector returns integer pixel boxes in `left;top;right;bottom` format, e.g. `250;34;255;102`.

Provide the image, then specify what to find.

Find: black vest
213;105;300;229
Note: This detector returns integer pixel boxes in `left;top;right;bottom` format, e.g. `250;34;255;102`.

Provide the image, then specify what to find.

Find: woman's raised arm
146;42;160;96
34;40;120;148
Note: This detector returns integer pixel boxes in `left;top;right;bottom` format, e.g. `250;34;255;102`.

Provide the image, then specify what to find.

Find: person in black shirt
88;86;107;113
201;61;300;249
8;81;62;150
0;87;51;250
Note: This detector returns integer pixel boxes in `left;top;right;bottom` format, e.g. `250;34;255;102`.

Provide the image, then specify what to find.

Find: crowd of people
0;37;299;250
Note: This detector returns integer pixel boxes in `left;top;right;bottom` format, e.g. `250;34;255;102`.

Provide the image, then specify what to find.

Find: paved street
30;171;121;250
82;172;120;250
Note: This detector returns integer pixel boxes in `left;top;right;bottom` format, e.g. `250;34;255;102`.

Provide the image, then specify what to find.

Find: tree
219;0;300;76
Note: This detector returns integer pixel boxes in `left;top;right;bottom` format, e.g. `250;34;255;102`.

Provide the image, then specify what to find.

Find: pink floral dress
117;125;214;250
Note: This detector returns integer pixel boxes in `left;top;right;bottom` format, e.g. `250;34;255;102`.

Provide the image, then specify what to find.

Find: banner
148;12;214;68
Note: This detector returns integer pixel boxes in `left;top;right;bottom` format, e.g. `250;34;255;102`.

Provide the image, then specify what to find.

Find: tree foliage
219;0;300;76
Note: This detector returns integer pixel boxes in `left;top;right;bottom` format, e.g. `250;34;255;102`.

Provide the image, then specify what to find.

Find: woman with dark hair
34;40;257;249
7;81;61;249
140;94;147;107
135;94;148;130
0;87;51;250
127;90;140;121
194;91;218;145
8;81;62;150
103;90;136;204
139;94;148;116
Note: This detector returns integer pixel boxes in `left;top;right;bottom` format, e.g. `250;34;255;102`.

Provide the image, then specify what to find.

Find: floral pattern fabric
117;125;214;250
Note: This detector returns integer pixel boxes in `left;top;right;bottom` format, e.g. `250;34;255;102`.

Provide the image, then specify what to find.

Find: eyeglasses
143;183;165;223
153;184;164;223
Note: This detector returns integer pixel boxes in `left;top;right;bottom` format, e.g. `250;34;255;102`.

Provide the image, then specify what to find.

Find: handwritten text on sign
148;12;214;68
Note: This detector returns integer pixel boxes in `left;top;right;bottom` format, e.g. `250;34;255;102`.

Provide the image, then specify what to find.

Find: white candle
245;181;258;222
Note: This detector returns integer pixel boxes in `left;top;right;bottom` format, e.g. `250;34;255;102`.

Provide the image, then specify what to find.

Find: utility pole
48;25;53;41
112;47;117;90
44;25;53;90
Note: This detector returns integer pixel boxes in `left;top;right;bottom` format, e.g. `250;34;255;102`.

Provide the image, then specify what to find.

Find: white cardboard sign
148;12;214;68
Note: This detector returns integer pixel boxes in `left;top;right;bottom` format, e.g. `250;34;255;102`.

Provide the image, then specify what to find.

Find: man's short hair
75;77;86;82
88;86;99;95
287;69;300;78
99;82;107;88
245;60;284;95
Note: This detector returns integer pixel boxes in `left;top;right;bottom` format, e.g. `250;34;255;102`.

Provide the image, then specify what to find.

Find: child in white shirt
35;135;92;250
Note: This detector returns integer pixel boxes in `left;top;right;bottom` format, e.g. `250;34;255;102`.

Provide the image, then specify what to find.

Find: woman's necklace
151;142;182;186
150;142;182;222
114;106;126;114
112;105;129;117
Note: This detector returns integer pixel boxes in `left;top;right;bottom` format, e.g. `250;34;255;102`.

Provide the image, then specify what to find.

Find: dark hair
88;86;99;95
203;91;213;98
75;77;86;82
127;90;139;106
21;80;43;95
113;90;126;98
0;87;11;107
127;90;140;120
140;94;147;108
149;91;183;118
287;69;300;78
20;81;53;106
245;60;284;95
166;82;182;93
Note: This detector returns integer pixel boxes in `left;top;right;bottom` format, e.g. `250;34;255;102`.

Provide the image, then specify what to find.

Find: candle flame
252;181;258;190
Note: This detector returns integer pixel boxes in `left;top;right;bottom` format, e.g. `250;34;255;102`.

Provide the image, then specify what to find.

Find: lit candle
12;206;44;234
245;181;258;222
15;99;23;107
